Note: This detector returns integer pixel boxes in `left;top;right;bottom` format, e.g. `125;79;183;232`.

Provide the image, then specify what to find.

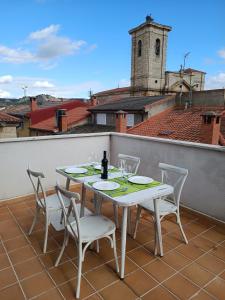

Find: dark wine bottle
101;151;108;179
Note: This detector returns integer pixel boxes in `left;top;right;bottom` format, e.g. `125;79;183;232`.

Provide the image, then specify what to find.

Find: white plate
64;167;88;174
128;176;153;184
92;181;120;191
94;164;114;170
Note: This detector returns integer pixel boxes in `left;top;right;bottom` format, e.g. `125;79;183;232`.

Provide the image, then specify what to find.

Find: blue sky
0;0;224;98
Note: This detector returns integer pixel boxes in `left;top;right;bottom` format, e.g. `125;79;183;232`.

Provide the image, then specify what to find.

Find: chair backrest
118;154;140;174
27;168;47;210
159;163;188;207
55;184;81;241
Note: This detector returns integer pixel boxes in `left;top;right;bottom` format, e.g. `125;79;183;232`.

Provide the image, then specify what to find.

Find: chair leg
177;213;188;244
112;231;119;273
133;205;142;239
43;214;49;253
55;231;69;267
154;220;158;256
96;240;100;253
113;203;119;228
76;244;83;299
29;206;40;235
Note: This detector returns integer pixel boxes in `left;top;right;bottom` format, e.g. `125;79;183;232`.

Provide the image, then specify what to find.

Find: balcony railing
0;132;225;222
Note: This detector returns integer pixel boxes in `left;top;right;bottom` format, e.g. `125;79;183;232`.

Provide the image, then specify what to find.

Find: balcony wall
0;133;110;200
0;132;225;223
110;133;225;222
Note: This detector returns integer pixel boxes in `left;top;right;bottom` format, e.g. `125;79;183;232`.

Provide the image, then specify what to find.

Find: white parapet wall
0;133;110;200
110;133;225;222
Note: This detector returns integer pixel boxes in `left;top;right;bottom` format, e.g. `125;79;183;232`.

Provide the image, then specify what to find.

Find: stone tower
129;16;171;95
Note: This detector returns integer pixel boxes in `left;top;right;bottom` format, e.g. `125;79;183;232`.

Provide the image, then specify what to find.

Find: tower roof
129;16;172;34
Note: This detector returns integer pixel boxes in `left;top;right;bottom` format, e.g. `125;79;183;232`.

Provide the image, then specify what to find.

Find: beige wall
0;126;17;138
166;72;205;92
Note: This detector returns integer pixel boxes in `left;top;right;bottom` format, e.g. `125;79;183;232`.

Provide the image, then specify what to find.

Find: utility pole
22;86;28;98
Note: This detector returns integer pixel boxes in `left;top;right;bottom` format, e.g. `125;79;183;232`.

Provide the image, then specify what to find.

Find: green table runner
89;177;162;197
60;165;119;178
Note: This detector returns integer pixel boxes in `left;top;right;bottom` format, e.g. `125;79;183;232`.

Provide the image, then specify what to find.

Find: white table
56;164;173;279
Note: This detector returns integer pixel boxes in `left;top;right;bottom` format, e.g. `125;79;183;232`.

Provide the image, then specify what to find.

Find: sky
0;0;224;99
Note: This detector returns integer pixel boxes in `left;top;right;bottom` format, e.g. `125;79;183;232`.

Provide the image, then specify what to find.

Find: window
127;114;134;127
155;38;160;56
138;40;142;57
96;113;106;125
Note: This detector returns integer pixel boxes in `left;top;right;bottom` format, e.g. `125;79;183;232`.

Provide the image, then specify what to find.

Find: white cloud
33;80;55;88
205;72;225;89
0;24;95;67
29;24;60;40
0;75;13;84
218;48;225;60
0;89;10;97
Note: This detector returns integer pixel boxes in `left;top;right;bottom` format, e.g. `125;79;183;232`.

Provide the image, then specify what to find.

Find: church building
94;16;205;104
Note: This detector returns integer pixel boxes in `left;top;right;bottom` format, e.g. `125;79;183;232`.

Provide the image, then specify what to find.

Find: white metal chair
27;168;91;253
113;154;140;228
133;163;188;254
54;184;119;299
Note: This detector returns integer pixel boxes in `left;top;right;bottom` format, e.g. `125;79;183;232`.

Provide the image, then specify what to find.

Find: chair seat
68;215;116;242
38;193;70;210
140;198;177;216
50;204;92;231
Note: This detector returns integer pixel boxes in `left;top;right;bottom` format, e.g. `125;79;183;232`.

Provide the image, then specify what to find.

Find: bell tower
129;16;171;94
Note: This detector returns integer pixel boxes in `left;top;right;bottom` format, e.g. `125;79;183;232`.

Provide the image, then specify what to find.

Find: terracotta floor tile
143;259;176;282
0;283;25;300
85;265;119;290
124;268;158;296
8;245;36;265
201;227;225;243
117;236;140;252
161;250;191;270
219;270;225;280
0;243;4;254
48;261;77;285
191;290;217;300
163;273;199;300
142;285;177;300
161;220;179;233
59;277;94;300
127;247;155;267
106;256;138;276
191;236;216;252
14;257;44;280
99;280;137;300
205;277;225;300
0;267;17;290
0;221;23;240
0;211;13;222
134;228;155;244
4;236;29;253
20;271;55;299
0;253;11;270
34;288;64;300
85;292;102;300
181;262;214;287
31;237;59;254
186;221;212;235
39;249;69;269
196;253;225;274
210;245;225;261
74;251;104;273
96;239;120;262
176;242;205;260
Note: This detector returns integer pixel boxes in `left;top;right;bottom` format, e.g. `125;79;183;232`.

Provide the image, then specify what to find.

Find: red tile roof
94;87;130;96
128;106;225;144
0;112;20;124
30;101;91;132
183;68;206;74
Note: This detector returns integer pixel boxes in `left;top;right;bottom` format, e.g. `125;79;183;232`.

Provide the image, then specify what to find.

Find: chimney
116;110;127;133
56;109;68;132
30;97;38;112
91;96;98;106
200;111;221;144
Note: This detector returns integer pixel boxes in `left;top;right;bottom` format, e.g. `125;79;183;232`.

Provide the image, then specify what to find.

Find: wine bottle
101;151;108;179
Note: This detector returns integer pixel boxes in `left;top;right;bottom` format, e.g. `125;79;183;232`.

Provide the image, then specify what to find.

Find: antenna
22;85;28;98
183;52;190;71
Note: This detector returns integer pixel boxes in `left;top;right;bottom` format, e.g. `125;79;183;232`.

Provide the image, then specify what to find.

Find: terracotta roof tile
0;112;20;124
128;106;225;144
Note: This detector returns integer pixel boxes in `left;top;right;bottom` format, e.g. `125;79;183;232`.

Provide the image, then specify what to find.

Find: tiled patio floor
0;186;225;300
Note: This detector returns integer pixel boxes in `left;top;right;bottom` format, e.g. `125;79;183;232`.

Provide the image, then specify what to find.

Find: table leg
127;207;132;235
153;198;163;256
80;184;86;217
66;178;70;190
121;207;128;279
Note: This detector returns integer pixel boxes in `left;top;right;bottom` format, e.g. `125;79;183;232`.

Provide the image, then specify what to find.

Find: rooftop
0;112;21;124
94;87;131;97
89;96;169;112
128;106;225;143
